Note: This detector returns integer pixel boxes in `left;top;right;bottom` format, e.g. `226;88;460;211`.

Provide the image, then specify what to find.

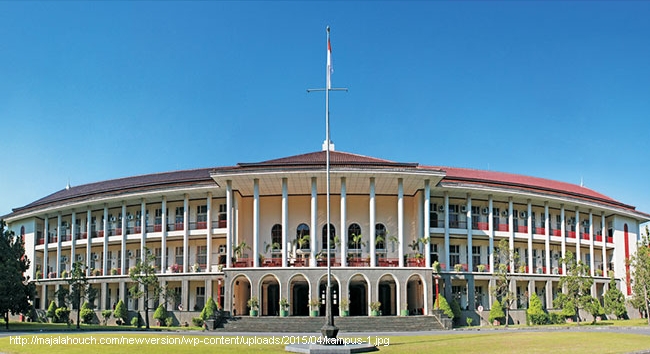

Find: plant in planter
432;260;441;273
454;264;463;272
170;263;181;273
217;264;224;272
61;270;68;278
308;298;320;317
477;264;486;272
247;296;259;317
339;298;350;317
400;302;409;316
279;297;290;317
370;301;381;316
35;270;42;279
518;265;527;273
92;268;102;276
110;268;118;275
191;263;200;273
595;268;603;277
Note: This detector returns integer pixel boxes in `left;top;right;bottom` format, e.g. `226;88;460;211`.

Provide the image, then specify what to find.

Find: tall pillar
100;283;107;310
526;199;535;274
488;196;494;273
424;180;431;268
282;178;288;268
141;199;147;264
181;279;189;312
466;194;472;272
71;211;76;269
56;213;62;276
575;208;580;263
544;202;551;275
121;203;127;275
253;179;260;268
226;181;233;268
43;216;49;277
589;211;595;276
340;177;347;267
103;205;108;275
545;280;553;311
161;197;167;273
508;198;514;271
86;208;92;276
443;192;450;271
310;177;318;267
561;205;566;275
206;192;213;271
370;177;377;267
183;194;189;273
601;212;607;276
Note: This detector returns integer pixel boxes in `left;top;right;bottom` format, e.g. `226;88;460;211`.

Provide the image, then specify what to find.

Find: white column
253;178;260;268
526;199;535;274
161;197;167;273
560;204;566;274
466;194;472;272
310;177;318;267
575;208;580;263
206;192;213;271
340;177;347;267
56;214;62;276
141;199;146;263
488;196;494;273
226;180;233;268
281;178;288;268
102;205;108;275
71;210;76;268
589;211;595;276
183;194;189;272
508;198;514;271
121;203;127;274
424;180;431;268
601;212;607;276
370;177;377;267
397;178;403;267
43;216;49;277
86;208;92;276
544;202;551;275
444;192;450;271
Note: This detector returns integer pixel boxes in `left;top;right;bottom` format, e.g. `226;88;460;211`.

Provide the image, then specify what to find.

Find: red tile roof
234;150;419;169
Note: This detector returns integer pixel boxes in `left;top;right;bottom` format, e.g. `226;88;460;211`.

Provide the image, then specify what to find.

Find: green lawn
0;331;648;354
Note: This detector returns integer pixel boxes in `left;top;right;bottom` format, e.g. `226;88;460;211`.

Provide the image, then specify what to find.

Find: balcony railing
567;231;576;239
167;222;185;231
189;221;208;230
316;258;341;267
406;257;426;267
581;233;590;240
552;229;562;237
472;222;489;231
517;225;528;233
497;224;509;232
534;227;545;235
261;258;283;267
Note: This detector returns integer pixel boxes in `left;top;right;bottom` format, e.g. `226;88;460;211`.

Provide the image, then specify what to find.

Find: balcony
189;221;207;230
377;258;400;267
406;257;426;267
167;222;185;231
552;229;562;237
581;233;590;240
534;227;545;235
473;222;489;231
37;238;45;245
261;258;283;267
316;258;341;267
497;224;509;232
567;231;576;239
348;257;370;267
517;225;528;233
607;236;613;243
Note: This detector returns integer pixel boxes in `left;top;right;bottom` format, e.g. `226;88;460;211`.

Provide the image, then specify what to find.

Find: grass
0;331;648;354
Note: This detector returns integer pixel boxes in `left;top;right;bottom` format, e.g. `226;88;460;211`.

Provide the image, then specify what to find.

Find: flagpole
307;25;347;342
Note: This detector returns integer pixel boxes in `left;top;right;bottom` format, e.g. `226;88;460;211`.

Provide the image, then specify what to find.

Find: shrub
101;310;112;325
131;316;139;327
489;299;506;325
192;317;204;327
46;301;58;322
200;297;219;320
153;304;168;324
165;317;174;327
436;295;454;320
526;292;548;325
113;299;128;324
548;311;565;324
55;307;70;324
80;302;95;324
450;299;462;320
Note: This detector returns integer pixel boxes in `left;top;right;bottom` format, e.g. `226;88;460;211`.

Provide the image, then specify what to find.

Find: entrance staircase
217;314;450;333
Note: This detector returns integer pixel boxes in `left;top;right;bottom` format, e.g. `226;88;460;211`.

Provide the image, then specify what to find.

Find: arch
377;273;398;316
271;224;282;251
375;223;386;250
317;274;341;316
322;223;336;250
406;274;426;315
288;273;311;316
348;273;370;316
259;273;281;316
296;223;310;250
348;223;363;255
231;274;252;317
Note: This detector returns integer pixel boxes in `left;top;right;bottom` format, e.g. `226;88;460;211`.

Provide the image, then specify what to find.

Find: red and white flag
327;33;333;89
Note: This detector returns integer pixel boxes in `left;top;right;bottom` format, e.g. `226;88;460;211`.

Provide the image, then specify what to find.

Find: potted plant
400;302;409;316
170;263;181;273
35;270;42;279
191;263;200;273
308;298;320;317
477;264;486;273
279;297;289;317
518;265;526;273
454;264;463;272
339;298;350;317
217;264;224;272
61;270;68;278
432;260;441;273
370;301;381;316
595;268;603;277
247;296;259;317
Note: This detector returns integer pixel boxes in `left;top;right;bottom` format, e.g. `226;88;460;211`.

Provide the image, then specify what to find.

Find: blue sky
1;1;649;217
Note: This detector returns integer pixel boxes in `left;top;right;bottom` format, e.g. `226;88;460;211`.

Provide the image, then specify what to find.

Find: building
3;146;648;323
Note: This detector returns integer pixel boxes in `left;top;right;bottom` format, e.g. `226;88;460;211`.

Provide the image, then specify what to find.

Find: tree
129;247;169;329
80;302;94;324
436;295;454;320
46;301;58;323
553;251;593;325
603;277;627;319
527;292;548;325
153;304;167;325
200;297;219;320
489;299;506;325
101;310;112;326
113;299;128;325
629;228;650;325
490;238;518;327
67;261;91;329
0;220;35;329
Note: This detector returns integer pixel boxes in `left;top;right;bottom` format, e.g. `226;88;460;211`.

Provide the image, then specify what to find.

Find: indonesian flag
327;35;333;89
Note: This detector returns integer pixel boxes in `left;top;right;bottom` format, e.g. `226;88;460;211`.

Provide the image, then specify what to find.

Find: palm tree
234;240;250;260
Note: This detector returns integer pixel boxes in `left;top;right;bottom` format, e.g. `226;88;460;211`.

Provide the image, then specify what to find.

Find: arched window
271;224;282;251
322;224;336;250
296;223;310;250
347;223;362;250
375;223;386;250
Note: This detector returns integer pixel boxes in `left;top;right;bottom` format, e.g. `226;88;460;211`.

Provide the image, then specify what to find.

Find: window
347;223;362;249
375;223;386;250
321;224;335;250
296;223;310;250
271;224;282;251
196;205;207;222
175;247;183;266
154;248;162;269
449;245;460;267
196;287;205;310
175;207;184;226
155;209;163;225
449;205;459;228
196;245;207;266
218;204;227;226
493;207;500;227
430;203;441;228
472;246;481;271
